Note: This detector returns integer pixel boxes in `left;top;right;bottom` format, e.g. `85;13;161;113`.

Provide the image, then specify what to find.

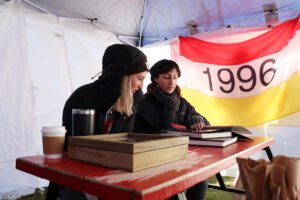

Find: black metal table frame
208;147;274;194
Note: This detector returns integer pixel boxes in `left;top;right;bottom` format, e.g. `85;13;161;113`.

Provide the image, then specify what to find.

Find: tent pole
22;0;52;15
138;0;147;47
22;0;92;23
93;22;135;46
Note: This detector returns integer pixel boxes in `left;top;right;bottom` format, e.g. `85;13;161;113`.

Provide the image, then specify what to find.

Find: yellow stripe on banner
181;72;300;127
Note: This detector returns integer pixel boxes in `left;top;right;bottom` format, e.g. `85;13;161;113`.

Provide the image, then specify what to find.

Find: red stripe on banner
180;17;300;65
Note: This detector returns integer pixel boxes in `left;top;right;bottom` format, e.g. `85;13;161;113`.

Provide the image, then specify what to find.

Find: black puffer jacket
134;92;210;134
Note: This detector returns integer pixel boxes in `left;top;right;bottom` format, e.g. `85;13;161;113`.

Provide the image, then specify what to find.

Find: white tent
1;0;300;198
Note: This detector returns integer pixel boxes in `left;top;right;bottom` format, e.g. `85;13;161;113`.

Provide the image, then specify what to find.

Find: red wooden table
16;136;274;200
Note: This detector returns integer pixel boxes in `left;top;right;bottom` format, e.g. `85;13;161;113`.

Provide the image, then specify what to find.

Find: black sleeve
133;97;162;134
133;89;143;110
134;110;152;133
182;98;210;126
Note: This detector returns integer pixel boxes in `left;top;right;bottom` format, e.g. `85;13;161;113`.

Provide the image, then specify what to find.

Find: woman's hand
189;116;206;131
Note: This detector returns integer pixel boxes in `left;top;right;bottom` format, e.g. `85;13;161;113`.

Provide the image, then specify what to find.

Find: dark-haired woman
134;59;209;200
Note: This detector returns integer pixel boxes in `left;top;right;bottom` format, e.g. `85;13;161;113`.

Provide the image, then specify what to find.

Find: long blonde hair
113;75;133;116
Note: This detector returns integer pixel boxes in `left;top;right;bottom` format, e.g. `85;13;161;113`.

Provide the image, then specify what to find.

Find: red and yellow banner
172;17;300;126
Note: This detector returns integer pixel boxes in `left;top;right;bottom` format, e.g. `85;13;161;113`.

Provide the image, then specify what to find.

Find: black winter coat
62;79;142;151
134;92;209;134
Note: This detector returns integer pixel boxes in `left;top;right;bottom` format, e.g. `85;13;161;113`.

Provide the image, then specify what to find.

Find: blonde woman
63;44;148;147
46;44;148;200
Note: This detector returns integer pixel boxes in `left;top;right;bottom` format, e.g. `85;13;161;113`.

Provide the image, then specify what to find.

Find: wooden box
67;133;189;172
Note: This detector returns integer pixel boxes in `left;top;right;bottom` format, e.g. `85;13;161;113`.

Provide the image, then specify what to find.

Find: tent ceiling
23;0;300;46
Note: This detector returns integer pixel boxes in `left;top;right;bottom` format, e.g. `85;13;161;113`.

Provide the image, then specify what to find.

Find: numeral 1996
203;58;276;93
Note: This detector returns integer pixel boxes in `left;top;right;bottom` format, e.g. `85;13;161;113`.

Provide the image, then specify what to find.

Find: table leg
264;146;273;161
208;146;274;194
177;192;187;200
208;173;245;194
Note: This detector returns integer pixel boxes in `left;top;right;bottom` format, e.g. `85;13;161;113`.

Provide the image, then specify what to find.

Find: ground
16;176;241;200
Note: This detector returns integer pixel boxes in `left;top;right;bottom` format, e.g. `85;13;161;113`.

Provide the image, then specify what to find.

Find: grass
16;188;46;200
206;176;234;200
16;176;238;200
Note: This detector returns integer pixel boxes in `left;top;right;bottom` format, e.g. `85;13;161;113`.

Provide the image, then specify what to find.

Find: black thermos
72;109;95;136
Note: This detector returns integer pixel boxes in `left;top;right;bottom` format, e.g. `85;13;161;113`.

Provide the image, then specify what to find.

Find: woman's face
130;71;148;93
154;68;179;94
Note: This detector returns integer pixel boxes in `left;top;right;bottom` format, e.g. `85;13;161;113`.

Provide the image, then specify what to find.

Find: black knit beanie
101;44;148;78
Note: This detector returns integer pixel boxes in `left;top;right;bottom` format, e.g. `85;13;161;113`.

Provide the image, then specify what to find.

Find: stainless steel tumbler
72;109;95;136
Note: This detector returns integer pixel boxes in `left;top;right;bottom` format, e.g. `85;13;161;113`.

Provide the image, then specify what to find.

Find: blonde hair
113;75;133;116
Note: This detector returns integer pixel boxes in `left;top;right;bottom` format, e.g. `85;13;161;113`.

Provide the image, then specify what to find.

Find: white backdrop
0;1;38;197
0;2;171;198
0;1;299;199
0;1;119;198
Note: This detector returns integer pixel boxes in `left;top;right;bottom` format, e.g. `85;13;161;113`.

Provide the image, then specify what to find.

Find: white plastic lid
41;126;66;136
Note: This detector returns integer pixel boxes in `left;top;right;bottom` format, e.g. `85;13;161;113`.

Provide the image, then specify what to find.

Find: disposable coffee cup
42;126;66;159
72;109;95;136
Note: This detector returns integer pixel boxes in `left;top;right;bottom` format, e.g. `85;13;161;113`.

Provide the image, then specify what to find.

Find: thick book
165;130;232;139
189;136;238;147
